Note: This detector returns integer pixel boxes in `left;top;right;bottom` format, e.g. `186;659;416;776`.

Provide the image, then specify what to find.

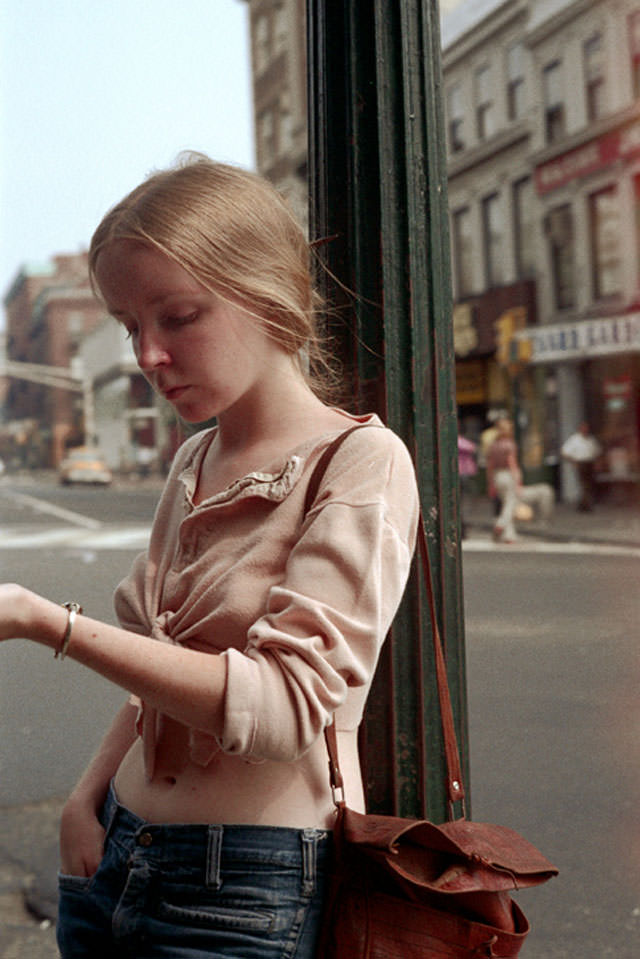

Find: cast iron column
307;0;468;822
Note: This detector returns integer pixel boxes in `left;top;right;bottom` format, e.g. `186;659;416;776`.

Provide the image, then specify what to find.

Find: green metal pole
308;0;468;823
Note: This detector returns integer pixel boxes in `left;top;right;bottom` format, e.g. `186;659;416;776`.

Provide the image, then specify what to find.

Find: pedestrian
0;155;420;958
486;416;522;543
479;410;504;517
457;433;477;538
561;421;602;511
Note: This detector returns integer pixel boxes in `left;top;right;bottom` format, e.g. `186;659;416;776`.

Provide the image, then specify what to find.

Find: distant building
2;254;104;467
2;252;173;474
241;0;639;501
241;0;309;229
443;0;640;500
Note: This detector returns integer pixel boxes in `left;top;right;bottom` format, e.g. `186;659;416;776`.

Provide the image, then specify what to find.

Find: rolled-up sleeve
220;428;419;762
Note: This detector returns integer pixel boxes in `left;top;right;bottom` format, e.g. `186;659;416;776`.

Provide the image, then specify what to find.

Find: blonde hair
89;153;336;398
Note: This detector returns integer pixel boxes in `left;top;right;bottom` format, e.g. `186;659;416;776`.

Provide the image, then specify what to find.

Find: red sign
535;120;640;195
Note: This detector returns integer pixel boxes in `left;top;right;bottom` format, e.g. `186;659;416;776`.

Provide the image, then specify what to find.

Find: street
0;475;639;957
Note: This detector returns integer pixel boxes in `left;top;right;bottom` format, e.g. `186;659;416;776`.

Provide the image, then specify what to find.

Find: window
257;109;276;165
279;107;294;154
475;65;496;140
452;207;474;297
447;84;465;153
629;11;640;98
543;60;565;144
506;43;526;121
513;177;535;279
482;193;504;288
584;33;606;122
545;205;575;309
589;187;621;299
273;5;287;55
254;14;269;72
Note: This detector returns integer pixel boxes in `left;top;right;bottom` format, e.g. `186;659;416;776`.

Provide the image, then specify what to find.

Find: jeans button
137;831;153;847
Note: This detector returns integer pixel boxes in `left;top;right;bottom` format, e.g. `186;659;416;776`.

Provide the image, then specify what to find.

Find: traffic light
494;307;527;366
494;311;514;365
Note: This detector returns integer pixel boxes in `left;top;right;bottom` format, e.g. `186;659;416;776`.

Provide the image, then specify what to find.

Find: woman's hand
59;793;106;878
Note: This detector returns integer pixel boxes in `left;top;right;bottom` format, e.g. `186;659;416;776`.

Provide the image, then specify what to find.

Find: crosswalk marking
2;524;638;557
0;525;151;550
1;489;103;529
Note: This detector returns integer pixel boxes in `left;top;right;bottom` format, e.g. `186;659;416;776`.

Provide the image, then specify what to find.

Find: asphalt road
0;476;638;957
462;547;639;959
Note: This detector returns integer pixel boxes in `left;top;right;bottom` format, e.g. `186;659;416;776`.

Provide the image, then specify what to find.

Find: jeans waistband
100;780;330;891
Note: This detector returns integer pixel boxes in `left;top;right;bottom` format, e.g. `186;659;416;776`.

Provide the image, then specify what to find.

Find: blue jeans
57;782;331;958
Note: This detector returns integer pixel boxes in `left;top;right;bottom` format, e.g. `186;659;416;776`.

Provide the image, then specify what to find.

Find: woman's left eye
167;311;198;326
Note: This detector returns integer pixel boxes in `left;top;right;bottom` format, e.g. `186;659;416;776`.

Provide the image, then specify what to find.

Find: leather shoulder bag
305;426;558;958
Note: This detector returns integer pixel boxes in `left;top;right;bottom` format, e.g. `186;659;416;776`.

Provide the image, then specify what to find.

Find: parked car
59;447;113;486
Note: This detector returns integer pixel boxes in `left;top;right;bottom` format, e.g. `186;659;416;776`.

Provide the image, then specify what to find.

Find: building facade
2;254;105;467
242;0;309;229
2;253;172;473
443;0;640;499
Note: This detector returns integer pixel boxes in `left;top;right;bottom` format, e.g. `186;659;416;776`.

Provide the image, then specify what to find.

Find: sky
0;0;254;307
0;0;471;316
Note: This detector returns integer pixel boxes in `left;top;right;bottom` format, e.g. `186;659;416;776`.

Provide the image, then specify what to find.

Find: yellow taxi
59;447;113;486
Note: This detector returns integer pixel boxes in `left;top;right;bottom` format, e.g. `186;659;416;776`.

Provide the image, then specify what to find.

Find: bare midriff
113;729;363;829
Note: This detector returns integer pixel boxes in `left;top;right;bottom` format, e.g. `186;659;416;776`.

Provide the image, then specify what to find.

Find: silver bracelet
55;602;83;660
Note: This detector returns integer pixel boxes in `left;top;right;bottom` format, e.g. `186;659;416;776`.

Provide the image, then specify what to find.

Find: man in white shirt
561;422;602;511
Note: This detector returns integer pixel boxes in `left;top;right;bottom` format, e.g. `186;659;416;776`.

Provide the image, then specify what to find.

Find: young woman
486;416;521;544
0;155;419;958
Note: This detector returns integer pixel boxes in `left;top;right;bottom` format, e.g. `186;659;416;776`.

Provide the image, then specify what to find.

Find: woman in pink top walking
0;155;419;958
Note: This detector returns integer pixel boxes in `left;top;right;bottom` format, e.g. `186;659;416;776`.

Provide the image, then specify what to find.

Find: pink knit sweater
115;411;419;822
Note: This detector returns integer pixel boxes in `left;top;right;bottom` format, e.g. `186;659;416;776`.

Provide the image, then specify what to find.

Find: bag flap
341;807;557;893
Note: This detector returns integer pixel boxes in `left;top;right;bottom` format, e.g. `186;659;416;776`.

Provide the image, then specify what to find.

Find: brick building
2;253;104;467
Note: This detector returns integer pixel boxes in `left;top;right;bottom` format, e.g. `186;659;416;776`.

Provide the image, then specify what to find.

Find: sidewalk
463;493;640;548
1;496;638;957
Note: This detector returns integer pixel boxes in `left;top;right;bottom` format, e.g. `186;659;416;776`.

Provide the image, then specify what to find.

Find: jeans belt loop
301;829;318;897
205;825;224;890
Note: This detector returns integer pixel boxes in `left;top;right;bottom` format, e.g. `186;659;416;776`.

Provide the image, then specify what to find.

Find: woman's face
94;240;287;424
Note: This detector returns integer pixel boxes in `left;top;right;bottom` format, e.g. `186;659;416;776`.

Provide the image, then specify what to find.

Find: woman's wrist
25;589;70;651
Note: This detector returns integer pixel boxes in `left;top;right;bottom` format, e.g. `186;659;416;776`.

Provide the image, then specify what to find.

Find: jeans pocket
57;871;94;893
157;898;274;933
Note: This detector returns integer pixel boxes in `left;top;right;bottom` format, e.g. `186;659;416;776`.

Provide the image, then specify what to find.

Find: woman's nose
135;330;170;371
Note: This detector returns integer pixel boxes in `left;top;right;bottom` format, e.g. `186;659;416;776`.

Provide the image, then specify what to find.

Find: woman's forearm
4;585;227;738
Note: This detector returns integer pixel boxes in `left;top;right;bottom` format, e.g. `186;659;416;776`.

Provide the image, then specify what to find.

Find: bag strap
309;426;466;817
303;425;370;515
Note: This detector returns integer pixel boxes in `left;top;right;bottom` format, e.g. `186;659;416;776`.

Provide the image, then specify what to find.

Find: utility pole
307;0;467;822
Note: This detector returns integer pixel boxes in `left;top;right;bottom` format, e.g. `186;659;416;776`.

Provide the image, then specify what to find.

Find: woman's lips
161;385;189;401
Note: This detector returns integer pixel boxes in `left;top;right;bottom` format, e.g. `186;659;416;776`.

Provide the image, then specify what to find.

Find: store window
452;207;474;297
447;83;465;153
630;10;640;98
475;64;496;140
589;186;621;300
513;177;535;279
482;193;504;288
545;204;575;309
543;60;565;144
584;33;606;122
506;43;526;121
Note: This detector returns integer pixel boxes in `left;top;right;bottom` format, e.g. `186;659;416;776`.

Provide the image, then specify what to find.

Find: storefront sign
519;313;640;363
535;119;640;195
455;360;487;405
